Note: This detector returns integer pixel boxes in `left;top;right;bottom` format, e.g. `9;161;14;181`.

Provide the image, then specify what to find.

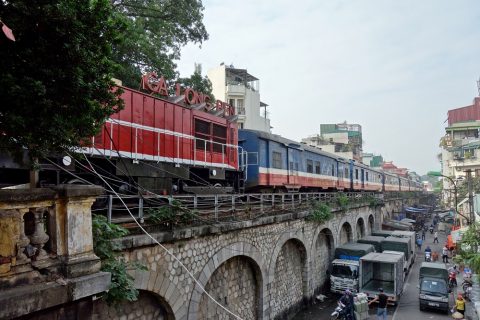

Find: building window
229;99;235;107
315;161;321;174
272;152;282;169
307;160;313;173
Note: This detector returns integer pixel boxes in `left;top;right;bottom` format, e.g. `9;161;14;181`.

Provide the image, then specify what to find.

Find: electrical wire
82;153;244;320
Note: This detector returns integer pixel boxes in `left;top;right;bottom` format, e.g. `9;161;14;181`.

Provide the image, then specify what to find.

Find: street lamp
427;171;470;224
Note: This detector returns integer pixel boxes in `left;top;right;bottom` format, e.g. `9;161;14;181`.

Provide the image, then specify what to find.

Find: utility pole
466;169;475;225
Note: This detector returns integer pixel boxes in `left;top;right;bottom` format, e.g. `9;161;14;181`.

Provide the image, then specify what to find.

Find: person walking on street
442;245;449;263
368;288;391;320
433;231;439;243
421;230;426;240
416;238;423;251
454;293;465;317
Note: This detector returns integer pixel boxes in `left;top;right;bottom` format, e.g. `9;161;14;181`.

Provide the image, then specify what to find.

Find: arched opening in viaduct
93;290;174;320
270;238;307;318
197;256;262;320
313;228;334;293
339;222;352;244
368;214;375;234
356;218;365;240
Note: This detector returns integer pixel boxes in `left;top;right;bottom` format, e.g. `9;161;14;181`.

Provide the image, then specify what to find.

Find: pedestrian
421;229;426;240
368;288;391;320
433;231;438;243
416;238;423;251
442;245;449;263
454;293;465;317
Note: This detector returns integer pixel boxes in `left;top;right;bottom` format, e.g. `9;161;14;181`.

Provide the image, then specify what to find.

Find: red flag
2;23;15;41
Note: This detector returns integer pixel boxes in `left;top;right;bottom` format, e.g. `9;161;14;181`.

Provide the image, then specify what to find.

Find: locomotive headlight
211;169;217;176
62;155;72;166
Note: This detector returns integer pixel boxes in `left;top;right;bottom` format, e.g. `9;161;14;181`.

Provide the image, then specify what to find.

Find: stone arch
339;221;353;244
312;227;335;294
131;269;179;319
188;242;267;320
93;290;174;320
356;217;366;240
268;236;308;319
368;214;375;234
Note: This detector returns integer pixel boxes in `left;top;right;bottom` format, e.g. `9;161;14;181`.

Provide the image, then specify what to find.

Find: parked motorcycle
462;278;473;300
330;301;353;320
429;226;434;234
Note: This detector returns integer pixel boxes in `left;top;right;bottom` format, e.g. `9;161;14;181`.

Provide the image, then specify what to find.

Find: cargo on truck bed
357;236;385;252
334;243;375;260
371;230;394;238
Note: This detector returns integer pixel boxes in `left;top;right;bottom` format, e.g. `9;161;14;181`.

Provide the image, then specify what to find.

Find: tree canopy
176;63;214;101
0;0;124;159
111;0;209;87
0;0;209;160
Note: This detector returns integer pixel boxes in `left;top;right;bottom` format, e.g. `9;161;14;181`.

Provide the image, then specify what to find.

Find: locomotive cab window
272;152;282;169
194;119;227;154
212;124;227;153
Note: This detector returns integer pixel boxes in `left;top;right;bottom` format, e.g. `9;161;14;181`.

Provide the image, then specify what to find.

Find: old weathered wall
112;203;402;320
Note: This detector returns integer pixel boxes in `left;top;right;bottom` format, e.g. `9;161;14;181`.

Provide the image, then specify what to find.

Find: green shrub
147;199;194;225
92;215;145;304
308;201;332;223
337;194;349;210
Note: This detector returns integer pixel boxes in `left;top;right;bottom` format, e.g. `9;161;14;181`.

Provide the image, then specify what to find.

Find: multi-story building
439;96;480;206
207;64;271;133
301;122;363;161
362;153;384;168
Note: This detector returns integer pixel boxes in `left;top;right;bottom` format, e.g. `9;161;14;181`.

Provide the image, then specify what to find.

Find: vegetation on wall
455;224;480;273
92;214;145;304
337;194;349;211
147;200;195;225
308;201;333;223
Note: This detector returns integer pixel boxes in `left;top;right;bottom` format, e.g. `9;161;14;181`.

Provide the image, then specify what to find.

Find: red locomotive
0;74;242;194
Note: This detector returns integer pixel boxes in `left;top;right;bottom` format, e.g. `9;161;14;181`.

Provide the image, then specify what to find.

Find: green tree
176;63;215;100
0;0;124;160
111;0;209;87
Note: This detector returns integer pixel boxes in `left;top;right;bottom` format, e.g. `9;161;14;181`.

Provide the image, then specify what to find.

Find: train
0;75;422;195
238;129;422;193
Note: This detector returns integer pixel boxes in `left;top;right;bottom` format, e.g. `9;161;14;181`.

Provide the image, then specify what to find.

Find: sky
176;0;480;175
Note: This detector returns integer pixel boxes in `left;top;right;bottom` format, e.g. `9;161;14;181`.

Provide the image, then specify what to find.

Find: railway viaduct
0;187;419;320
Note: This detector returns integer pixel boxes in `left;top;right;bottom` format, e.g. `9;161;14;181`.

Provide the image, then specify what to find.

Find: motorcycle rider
424;246;432;261
339;289;356;320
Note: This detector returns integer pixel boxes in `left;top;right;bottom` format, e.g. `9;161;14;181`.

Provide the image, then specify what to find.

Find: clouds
177;0;480;173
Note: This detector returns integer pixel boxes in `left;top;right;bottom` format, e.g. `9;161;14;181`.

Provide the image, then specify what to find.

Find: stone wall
109;199;413;320
198;256;258;320
93;291;169;320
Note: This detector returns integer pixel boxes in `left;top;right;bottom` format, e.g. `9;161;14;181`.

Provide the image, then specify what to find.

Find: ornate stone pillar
16;209;31;265
29;208;50;261
53;185;104;278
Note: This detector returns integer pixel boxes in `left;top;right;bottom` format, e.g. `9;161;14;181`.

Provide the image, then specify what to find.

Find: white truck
359;252;404;303
330;243;375;294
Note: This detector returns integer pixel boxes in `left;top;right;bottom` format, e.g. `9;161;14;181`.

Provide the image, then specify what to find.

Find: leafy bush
337;194;349;210
147;199;194;225
92;214;145;304
308;201;332;223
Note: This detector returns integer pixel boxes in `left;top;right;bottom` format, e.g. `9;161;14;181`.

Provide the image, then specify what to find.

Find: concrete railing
0;185;111;319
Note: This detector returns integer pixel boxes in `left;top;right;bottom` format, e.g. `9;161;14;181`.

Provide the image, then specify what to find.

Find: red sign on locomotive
141;72;235;118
